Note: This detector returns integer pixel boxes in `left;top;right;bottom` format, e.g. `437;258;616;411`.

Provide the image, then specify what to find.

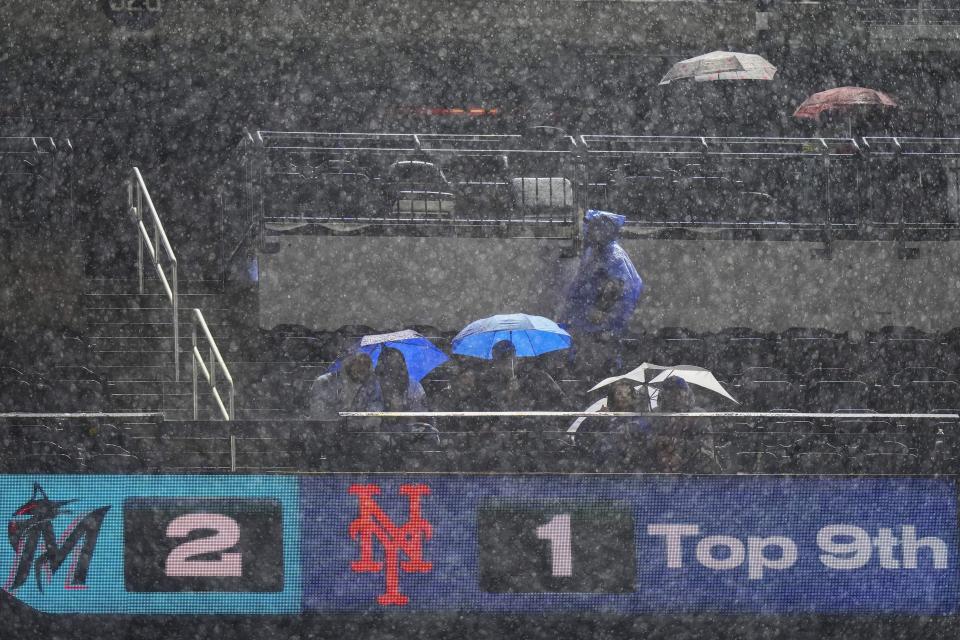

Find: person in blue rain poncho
561;209;643;377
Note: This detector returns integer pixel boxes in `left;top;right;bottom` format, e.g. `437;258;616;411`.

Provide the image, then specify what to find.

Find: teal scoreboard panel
1;475;957;615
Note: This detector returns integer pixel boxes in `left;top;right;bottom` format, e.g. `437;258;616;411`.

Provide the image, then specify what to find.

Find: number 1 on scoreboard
478;504;635;593
535;514;573;577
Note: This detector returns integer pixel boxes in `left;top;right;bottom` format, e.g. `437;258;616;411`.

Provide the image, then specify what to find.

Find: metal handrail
191;308;235;421
129;167;179;380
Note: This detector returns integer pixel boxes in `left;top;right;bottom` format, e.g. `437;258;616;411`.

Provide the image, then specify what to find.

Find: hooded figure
562;210;643;335
562;210;642;378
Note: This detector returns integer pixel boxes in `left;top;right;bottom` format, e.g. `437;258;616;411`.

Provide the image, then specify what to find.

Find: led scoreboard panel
0;475;957;615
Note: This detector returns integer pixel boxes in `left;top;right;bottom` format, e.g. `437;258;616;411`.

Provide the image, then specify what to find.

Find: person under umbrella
308;351;383;426
434;357;484;412
377;346;428;413
479;340;567;412
653;375;703;412
451;313;571;412
654;51;779;135
452;313;572;359
794;86;897;137
355;329;448;383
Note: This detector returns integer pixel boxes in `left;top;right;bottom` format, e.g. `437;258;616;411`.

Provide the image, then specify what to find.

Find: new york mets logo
348;484;432;605
6;483;111;592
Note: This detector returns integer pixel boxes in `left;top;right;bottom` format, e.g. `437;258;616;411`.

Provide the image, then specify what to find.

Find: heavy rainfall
1;1;960;638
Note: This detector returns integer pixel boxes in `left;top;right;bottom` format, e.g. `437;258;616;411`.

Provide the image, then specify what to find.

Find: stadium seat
445;155;513;222
608;175;672;223
804;380;872;412
384;161;456;220
18;441;80;472
264;170;316;219
732;367;799;411
655;327;705;365
713;330;776;377
319;172;377;220
898;380;960;413
779;330;848;374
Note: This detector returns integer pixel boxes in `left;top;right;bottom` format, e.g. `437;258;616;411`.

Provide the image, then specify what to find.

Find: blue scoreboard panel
0;475;956;615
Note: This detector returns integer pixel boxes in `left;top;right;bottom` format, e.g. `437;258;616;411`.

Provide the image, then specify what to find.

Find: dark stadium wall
258;237;960;334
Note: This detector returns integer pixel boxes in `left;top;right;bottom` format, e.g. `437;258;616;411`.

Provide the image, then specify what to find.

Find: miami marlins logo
348;484;432;605
6;483;110;592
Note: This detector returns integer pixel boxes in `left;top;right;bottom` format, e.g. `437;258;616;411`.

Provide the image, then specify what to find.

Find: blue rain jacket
562;210;643;335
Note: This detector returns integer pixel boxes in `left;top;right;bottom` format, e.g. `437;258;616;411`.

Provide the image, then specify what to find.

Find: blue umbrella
452;313;572;359
331;330;448;382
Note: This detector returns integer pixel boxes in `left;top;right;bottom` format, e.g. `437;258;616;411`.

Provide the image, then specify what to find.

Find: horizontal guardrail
246;132;960;236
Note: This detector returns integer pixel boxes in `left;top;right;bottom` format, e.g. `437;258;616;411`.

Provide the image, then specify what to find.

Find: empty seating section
0;331;113;413
254;131;578;228
251;132;960;234
1;418;146;473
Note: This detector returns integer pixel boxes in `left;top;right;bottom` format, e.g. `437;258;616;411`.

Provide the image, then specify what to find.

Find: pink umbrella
794;86;897;121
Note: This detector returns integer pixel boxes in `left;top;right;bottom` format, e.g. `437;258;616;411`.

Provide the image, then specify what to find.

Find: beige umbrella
570;363;738;432
659;51;777;85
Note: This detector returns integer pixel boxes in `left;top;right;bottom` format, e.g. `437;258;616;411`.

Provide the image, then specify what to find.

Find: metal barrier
128;167;179;380
247;130;582;232
191;307;235;421
243;131;960;238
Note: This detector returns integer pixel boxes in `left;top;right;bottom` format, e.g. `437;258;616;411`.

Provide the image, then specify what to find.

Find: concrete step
88;335;197;352
93;349;176;367
85;278;224;296
109;393;162;411
87;320;232;339
83;306;232;324
82;292;223;312
97;363;172;383
108;378;164;395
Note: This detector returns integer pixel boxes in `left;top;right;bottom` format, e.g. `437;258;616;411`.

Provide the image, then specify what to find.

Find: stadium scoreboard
1;474;957;615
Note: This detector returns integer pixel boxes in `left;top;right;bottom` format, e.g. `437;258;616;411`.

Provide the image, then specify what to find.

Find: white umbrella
659;51;777;85
590;362;737;402
589;362;663;392
570;364;738;433
646;365;739;404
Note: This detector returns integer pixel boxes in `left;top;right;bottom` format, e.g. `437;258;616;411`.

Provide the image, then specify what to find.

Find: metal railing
250;130;582;231
129;167;179;380
244;131;960;239
191;308;235;421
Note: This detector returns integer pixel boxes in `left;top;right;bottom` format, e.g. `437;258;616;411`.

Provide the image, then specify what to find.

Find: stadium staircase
82;278;232;420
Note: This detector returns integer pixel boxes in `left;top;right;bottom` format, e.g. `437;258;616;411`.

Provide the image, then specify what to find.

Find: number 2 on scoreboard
535;514;573;577
165;513;242;577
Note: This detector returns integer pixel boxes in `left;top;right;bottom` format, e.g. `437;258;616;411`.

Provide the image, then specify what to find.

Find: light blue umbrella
331;330;448;382
452;313;571;359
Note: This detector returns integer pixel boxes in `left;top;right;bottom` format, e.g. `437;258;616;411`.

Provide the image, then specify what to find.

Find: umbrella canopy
590;362;738;404
659;51;776;85
451;313;571;359
793;86;897;121
646;366;738;404
570;363;738;432
331;330;448;382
